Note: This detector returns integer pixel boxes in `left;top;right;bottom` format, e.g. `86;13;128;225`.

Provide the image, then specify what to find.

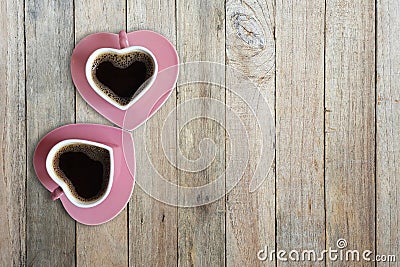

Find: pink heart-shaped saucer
71;30;179;130
33;124;135;225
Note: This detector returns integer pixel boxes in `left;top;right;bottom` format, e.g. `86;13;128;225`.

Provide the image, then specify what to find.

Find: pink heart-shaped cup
71;30;179;130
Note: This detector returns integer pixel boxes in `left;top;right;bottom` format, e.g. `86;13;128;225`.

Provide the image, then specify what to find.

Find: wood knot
231;12;266;49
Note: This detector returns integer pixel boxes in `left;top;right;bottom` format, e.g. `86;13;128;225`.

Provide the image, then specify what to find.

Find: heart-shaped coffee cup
45;139;114;208
71;30;179;129
85;45;158;110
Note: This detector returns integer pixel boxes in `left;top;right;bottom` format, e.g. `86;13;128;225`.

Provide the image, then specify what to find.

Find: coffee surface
53;144;111;201
91;51;155;106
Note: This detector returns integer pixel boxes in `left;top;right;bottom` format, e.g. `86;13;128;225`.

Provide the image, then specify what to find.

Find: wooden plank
127;1;177;266
225;0;276;266
176;1;225;266
276;0;325;265
325;0;375;265
74;1;128;266
25;1;76;266
0;0;26;265
376;0;400;262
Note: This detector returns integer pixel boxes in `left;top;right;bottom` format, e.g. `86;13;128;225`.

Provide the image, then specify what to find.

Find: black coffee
91;51;155;106
53;144;111;202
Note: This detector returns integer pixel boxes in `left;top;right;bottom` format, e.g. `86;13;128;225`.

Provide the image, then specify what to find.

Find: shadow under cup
46;139;114;208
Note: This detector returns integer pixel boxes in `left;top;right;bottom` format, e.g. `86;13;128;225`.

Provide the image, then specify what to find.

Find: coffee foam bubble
91;51;155;106
52;144;111;202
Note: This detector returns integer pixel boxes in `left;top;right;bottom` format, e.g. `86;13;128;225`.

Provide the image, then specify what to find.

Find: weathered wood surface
176;0;226;266
74;0;128;266
325;0;376;266
128;0;178;266
0;0;399;266
276;1;326;266
25;1;76;266
0;0;25;266
225;0;276;266
377;0;400;264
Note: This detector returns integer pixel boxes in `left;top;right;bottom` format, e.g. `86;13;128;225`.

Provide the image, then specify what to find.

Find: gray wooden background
1;0;399;266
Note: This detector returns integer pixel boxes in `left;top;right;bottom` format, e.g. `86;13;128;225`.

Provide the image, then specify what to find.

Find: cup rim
45;139;114;208
85;46;158;110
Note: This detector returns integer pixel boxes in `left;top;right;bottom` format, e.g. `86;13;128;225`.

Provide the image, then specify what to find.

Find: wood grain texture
377;0;400;263
325;0;375;265
127;0;177;266
276;0;325;265
25;0;76;266
0;0;25;265
225;0;276;266
74;1;128;266
176;0;226;266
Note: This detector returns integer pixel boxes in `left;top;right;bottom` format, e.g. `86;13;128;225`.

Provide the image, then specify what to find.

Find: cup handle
119;30;129;49
50;186;64;201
